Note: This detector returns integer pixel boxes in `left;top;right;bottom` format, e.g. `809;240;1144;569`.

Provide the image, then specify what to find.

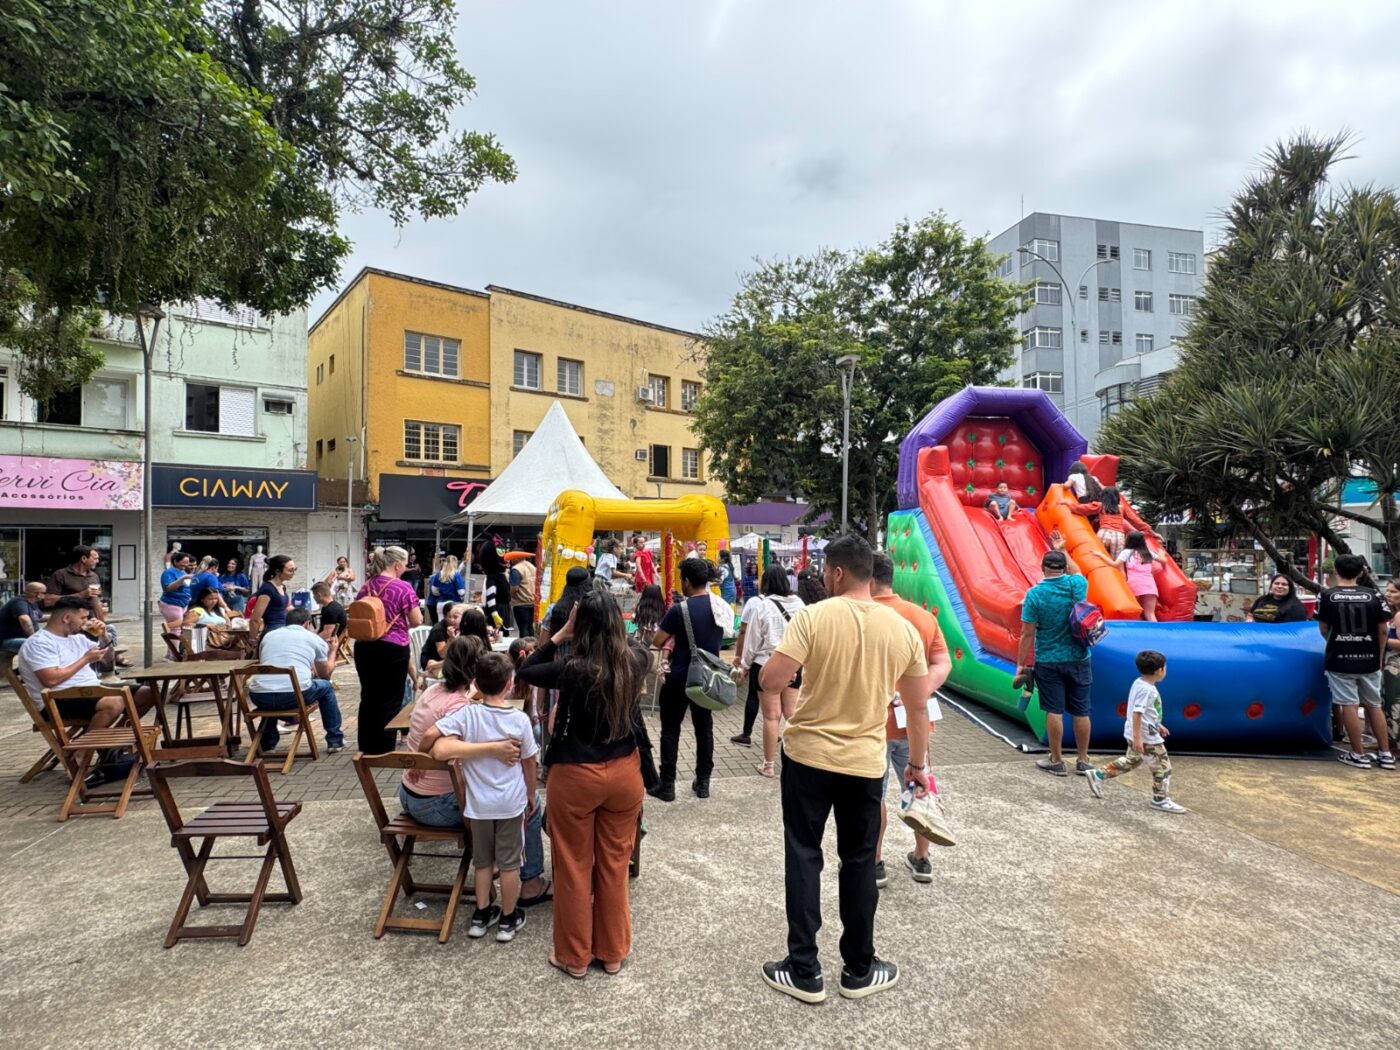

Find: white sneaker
1149;798;1187;814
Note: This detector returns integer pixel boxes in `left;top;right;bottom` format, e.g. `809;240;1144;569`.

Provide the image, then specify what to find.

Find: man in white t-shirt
16;596;156;729
248;608;344;752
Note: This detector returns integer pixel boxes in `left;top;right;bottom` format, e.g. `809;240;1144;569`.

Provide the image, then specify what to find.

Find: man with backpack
1017;549;1093;776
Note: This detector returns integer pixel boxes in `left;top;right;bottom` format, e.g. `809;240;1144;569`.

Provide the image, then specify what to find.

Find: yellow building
307;269;721;555
486;285;721;500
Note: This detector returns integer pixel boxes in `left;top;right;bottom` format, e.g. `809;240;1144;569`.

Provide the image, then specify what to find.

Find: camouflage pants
1100;743;1172;799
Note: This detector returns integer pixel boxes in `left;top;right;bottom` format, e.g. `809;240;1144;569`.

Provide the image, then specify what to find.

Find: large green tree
0;0;514;398
1099;133;1400;589
693;214;1022;536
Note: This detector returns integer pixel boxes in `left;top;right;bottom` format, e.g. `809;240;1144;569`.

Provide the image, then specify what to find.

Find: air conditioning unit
634;449;648;461
636;387;655;403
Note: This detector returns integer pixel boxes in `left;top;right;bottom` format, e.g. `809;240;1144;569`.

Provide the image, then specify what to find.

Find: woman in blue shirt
718;549;737;605
218;558;252;613
159;552;196;627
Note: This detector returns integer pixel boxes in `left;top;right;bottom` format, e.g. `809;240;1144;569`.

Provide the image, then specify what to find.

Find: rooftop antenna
1020;194;1025;218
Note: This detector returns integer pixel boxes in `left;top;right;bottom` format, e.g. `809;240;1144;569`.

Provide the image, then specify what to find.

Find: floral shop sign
0;455;144;511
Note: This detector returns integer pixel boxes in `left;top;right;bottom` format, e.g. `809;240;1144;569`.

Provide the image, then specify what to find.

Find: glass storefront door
0;526;113;605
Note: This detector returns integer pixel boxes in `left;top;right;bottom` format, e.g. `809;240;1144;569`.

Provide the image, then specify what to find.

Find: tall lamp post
835;353;860;534
1016;247;1112;426
345;435;359;564
135;304;166;669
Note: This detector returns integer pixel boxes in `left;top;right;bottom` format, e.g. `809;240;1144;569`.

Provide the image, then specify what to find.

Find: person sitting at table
179;587;246;659
192;556;223;602
16;597;157;731
44;545;132;668
311;581;347;643
422;602;463;674
1;581;46;657
458;605;500;648
219;558;251;613
247;607;344;754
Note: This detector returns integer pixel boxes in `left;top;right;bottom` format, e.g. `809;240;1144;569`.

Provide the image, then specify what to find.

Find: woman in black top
1246;574;1309;623
518;590;653;979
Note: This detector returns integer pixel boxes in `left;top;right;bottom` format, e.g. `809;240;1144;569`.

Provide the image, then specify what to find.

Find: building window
184;383;255;437
329;354;336;375
327;438;336;452
1109;288;1121;303
681;380;701;412
405;332;460;379
1169;294;1196;316
404;420;460;463
316;363;324;385
1168;252;1197;274
1080;329;1089;344
1078;284;1088;300
1102;383;1136;420
1135;334;1154;353
1023;238;1059;263
0;365;7;420
512;430;532;458
649;444;671;478
648;374;670;408
1033;282;1062;306
681;448;700;480
1096;243;1121;260
37;385;82;426
1133;291;1153;312
1099;331;1110;345
1098;287;1109;302
997;256;1016;278
315;440;323;459
513;350;541;389
263;397;294;415
557;358;583;396
1023;327;1062;349
1134;248;1151;270
1022;372;1063;394
1111;331;1123;346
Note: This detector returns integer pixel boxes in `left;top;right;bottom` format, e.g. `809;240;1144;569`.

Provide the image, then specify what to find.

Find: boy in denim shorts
1017;550;1093;776
1318;555;1394;770
424;652;540;940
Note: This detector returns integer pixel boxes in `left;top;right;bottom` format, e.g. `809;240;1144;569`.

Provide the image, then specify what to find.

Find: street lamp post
835;354;860;534
1016;248;1112;427
135;304;166;669
346;435;359;564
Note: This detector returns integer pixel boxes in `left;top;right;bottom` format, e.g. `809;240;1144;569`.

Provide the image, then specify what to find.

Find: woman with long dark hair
741;567;804;777
403;635;495;825
1246;574;1308;623
353;545;424;753
542;566;592;643
632;584;666;648
248;554;296;638
518;590;652;979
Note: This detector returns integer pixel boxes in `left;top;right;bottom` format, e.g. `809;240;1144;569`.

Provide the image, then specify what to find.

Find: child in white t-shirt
1086;650;1186;813
425;652;539;941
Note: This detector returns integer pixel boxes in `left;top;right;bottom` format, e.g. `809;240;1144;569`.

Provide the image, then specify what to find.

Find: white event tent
437;400;626;556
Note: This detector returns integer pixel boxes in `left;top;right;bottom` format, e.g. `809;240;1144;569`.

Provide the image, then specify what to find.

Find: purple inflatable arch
896;386;1088;510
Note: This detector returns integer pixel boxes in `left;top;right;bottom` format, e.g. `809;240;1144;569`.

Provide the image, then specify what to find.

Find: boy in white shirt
1086;650;1186;813
425;652;539;942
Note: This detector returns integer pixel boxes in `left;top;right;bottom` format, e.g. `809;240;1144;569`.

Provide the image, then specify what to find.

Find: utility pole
135;304;166;669
836;354;860;534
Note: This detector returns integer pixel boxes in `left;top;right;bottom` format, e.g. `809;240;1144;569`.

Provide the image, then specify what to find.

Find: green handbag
678;599;737;712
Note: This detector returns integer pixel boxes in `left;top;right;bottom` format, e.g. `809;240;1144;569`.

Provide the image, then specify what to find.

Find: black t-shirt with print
1317;585;1386;673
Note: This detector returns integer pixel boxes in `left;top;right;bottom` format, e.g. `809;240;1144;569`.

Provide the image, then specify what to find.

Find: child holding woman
1116;530;1167;621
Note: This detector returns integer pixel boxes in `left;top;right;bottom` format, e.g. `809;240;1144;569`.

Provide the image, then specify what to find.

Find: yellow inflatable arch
538;491;731;612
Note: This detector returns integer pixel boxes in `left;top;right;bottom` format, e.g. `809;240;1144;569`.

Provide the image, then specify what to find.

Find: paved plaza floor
1;665;1397;1049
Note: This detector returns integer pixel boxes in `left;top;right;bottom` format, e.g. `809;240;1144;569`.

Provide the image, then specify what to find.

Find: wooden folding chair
230;665;320;775
147;760;303;948
4;658;71;783
353;751;470;943
43;684;159;821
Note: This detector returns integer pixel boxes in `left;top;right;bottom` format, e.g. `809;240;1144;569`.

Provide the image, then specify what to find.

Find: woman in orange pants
518;590;652;977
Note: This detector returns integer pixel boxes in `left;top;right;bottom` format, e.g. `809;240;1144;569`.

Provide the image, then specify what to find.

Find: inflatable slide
888;386;1329;751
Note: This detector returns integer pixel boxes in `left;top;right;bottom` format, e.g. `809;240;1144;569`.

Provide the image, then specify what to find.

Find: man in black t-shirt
0;582;46;655
648;557;724;800
311;582;347;643
1317;554;1393;769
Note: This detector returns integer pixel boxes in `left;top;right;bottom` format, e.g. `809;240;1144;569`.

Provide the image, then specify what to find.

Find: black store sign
152;464;318;511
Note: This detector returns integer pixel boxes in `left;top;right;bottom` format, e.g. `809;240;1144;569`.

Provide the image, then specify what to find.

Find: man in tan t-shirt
510;555;537;639
758;534;930;1005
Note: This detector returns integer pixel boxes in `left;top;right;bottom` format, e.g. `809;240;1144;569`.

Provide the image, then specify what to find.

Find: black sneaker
839;957;899;999
468;904;501;938
904;852;933;883
730;734;752;747
647;780;675;802
761;959;826;1004
496;908;526;942
1338;751;1374;769
692;777;710;799
874;861;888;888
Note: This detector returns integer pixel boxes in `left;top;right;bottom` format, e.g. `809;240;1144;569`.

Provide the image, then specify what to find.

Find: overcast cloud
317;0;1400;331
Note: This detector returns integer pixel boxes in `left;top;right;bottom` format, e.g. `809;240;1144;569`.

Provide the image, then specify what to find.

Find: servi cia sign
150;464;318;511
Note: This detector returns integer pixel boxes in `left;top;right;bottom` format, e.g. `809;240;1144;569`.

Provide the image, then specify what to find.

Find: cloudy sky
318;0;1400;331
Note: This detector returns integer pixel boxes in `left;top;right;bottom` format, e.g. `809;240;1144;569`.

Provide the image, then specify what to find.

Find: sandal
600;960;624;975
549;954;588;980
519;879;553;908
757;761;776;778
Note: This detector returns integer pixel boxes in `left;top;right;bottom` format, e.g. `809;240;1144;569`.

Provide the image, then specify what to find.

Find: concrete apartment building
989;212;1205;444
306;268;723;564
0;303;314;614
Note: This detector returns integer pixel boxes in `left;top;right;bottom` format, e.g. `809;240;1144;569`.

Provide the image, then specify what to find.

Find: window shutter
219;387;256;436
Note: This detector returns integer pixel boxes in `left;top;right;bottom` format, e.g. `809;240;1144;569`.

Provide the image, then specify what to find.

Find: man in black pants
758;535;930;1004
648;557;723;800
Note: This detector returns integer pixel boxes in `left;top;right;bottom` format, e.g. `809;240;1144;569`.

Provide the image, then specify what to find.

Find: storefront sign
378;473;489;522
0;455;143;510
151;464;317;510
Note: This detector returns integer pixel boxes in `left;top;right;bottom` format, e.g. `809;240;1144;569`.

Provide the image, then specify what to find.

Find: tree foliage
0;0;514;398
693;214;1023;536
1099;133;1400;588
